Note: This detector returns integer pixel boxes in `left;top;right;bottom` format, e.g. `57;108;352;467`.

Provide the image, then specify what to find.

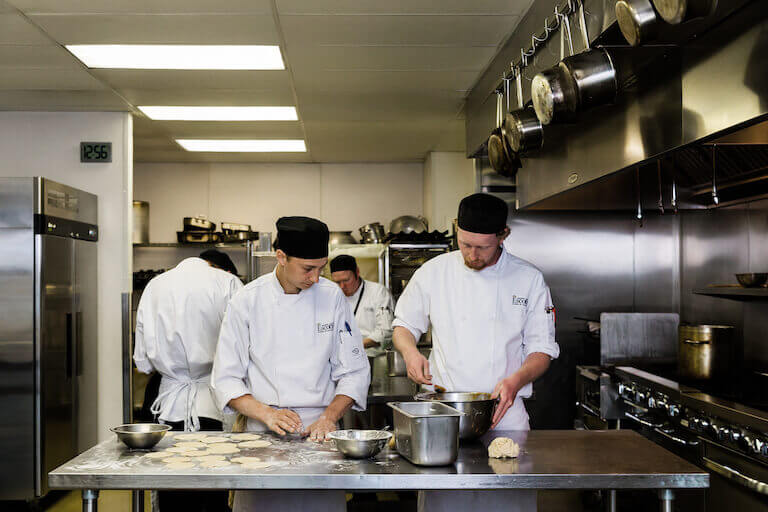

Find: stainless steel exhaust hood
465;0;768;210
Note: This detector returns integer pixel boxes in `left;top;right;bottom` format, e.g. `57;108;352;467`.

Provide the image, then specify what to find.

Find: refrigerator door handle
75;311;83;376
66;312;73;379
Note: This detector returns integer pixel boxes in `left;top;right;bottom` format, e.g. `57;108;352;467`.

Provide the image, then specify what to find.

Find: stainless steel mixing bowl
327;430;393;459
415;392;498;440
735;273;768;288
110;423;172;450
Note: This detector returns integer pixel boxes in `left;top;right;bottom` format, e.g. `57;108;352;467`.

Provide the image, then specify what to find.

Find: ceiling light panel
138;106;297;121
176;139;307;152
65;45;284;70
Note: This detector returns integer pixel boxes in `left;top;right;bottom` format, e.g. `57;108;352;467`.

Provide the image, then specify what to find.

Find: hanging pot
651;0;716;25
561;48;618;112
487;86;521;177
504;66;544;153
615;0;661;46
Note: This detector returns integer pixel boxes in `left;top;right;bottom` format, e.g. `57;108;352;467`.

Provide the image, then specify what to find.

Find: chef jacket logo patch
545;305;556;323
511;295;528;307
317;322;334;333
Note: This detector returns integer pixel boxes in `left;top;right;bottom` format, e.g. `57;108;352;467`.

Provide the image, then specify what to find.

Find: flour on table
488;437;520;459
231;456;261;463
144;451;174;459
200;460;231;468
162;456;191;464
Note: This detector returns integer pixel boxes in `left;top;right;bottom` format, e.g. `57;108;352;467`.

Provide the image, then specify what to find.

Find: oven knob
667;404;680;418
717;427;731;442
636;390;647;403
618;383;627;396
738;434;753;452
755;438;768;457
729;429;741;443
647;396;657;409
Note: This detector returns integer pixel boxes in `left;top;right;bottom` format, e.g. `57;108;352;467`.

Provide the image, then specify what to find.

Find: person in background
212;216;370;512
134;249;243;512
392;193;559;512
330;254;394;356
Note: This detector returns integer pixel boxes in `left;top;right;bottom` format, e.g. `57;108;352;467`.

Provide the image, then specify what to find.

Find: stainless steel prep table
50;430;707;511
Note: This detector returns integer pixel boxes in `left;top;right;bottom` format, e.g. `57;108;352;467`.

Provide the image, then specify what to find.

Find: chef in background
134;249;243;512
392;193;559;512
212;216;370;512
330;254;394;356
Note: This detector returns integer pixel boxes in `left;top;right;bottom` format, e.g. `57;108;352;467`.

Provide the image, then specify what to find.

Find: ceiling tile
134;148;315;163
91;69;292;90
292;69;477;95
0;44;79;66
0;67;105;89
10;0;272;14
276;0;532;15
0;89;128;109
0;12;52;44
287;45;495;71
0;1;16;13
279;14;518;46
120;88;295;106
297;90;464;122
29;14;279;44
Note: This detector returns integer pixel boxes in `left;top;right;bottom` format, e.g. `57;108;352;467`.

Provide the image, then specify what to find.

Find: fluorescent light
65;45;284;70
138;106;298;121
176;139;307;152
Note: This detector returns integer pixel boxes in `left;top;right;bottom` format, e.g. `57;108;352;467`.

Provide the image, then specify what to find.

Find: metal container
359;222;386;243
532;63;578;125
678;324;734;381
735;273;768;287
387;347;431;377
388;215;428;235
414;392;497;440
616;0;660;46
327;430;392;459
387;402;463;466
561;49;618;112
651;0;715;25
329;231;357;246
132;201;149;244
110;423;171;450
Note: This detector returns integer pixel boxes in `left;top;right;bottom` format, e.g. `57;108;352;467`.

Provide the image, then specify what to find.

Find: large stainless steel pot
532;63;578;125
389;215;428;235
615;0;660;47
415;392;497;440
678;324;734;380
329;231;357;246
651;0;715;25
561;49;617;111
504;67;544;153
359;222;386;243
132;201;149;244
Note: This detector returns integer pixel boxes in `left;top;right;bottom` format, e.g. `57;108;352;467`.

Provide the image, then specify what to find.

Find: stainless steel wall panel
0;227;34;500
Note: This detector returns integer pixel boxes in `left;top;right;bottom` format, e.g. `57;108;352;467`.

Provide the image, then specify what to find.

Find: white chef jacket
345;279;394;355
393;249;559;430
134;257;244;430
211;269;370;431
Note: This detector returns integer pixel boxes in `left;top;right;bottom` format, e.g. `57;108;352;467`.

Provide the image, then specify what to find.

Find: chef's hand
304;415;336;442
263;407;302;436
403;348;432;385
491;375;522;429
363;338;380;349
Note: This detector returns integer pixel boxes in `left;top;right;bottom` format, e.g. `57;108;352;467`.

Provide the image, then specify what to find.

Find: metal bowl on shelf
328;430;393;459
415;392;497;440
735;273;768;288
110;423;171;450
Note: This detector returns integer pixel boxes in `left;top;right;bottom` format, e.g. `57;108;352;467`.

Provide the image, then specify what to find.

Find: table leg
82;489;99;512
606;489;617;512
659;489;674;512
132;489;144;512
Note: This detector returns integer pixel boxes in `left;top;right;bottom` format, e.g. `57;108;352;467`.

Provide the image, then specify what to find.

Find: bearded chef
134;250;243;512
211;216;370;512
330;254;394;356
392;193;559;512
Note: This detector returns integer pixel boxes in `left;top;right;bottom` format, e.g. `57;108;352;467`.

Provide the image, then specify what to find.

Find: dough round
175;433;207;441
175;441;207;449
196;455;226;462
166;446;194;453
144;451;174;459
239;440;271;449
231;433;262;442
200;460;231;468
488;437;520;459
207;444;240;454
162;456;191;464
165;461;196;469
231;456;261;463
200;436;229;444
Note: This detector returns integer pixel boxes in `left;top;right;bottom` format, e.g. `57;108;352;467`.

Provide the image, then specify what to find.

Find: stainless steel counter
50;430;707;491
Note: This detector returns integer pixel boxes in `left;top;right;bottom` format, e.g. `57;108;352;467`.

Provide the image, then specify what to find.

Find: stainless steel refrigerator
0;177;98;501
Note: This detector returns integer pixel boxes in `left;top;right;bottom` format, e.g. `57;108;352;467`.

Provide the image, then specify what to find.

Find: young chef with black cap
211;216;370;512
392;193;559;512
330;254;394;356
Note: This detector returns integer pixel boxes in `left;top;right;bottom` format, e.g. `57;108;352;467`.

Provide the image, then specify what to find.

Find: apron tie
150;376;208;432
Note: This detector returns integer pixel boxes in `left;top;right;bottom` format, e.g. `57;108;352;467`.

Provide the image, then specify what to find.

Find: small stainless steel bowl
415;392;498;440
735;273;768;288
110;423;172;450
328;430;393;459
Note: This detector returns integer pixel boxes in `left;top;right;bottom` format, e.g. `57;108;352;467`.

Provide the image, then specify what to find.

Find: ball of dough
488;437;520;459
239;440;271;448
231;433;262;442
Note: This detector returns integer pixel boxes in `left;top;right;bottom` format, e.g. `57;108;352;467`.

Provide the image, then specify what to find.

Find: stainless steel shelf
133;242;248;248
693;287;768;300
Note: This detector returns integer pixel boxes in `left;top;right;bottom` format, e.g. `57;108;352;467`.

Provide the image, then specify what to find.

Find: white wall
134;162;423;242
0;112;132;448
423;152;475;232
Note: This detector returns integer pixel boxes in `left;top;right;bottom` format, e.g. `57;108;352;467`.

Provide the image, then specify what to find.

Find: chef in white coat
330;254;394;356
392;193;559;512
134;250;243;512
211;216;370;512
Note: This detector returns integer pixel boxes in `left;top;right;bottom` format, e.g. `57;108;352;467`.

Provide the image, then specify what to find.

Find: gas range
581;365;768;508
